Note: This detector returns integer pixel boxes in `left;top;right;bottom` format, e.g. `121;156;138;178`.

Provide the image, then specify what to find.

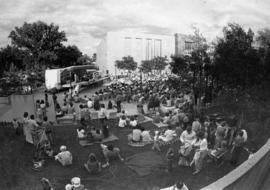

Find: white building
96;31;175;76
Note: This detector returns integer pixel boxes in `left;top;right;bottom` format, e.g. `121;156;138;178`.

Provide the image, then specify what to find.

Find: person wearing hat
161;180;189;190
55;145;72;166
40;178;53;190
71;177;86;190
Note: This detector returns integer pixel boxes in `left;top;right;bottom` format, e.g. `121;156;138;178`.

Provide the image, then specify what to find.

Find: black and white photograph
0;0;270;190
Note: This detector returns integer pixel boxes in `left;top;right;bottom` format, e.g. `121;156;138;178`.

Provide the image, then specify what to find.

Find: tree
256;28;270;79
140;60;153;73
55;45;82;67
152;56;168;73
9;21;67;68
0;45;25;77
77;54;94;65
115;56;137;73
213;23;260;89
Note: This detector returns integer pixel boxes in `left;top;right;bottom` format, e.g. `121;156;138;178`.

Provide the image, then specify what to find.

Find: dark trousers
116;101;121;113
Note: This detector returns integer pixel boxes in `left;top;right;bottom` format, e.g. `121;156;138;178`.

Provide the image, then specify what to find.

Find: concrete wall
0;96;10;104
10;94;36;120
97;31;175;75
201;139;270;190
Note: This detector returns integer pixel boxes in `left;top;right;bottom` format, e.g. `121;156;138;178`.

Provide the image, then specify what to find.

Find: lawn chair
208;148;230;167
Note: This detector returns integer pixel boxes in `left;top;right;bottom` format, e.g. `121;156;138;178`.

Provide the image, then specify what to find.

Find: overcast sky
0;0;269;54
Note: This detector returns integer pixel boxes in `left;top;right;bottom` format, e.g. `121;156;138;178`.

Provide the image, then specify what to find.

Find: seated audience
159;126;176;142
87;98;93;109
129;116;138;128
61;102;68;114
55;145;73;166
153;112;162;123
77;128;87;139
192;117;202;134
91;129;103;141
161;180;189;190
141;127;152;142
84;153;102;174
71;177;85;190
100;144;124;167
163;113;171;124
118;115;127;128
129;126;142;142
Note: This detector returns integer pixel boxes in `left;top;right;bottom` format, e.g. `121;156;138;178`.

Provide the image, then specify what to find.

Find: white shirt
87;100;93;108
161;183;189;190
130;120;137;127
180;130;196;145
77;129;86;138
118;118;127;128
242;129;248;142
141;131;152;142
199;138;208;151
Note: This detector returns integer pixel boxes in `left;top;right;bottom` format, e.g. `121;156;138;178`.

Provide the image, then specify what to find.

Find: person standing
230;130;245;166
115;93;122;113
22;112;33;144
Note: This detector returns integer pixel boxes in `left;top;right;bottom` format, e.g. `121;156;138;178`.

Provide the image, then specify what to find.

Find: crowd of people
13;75;254;190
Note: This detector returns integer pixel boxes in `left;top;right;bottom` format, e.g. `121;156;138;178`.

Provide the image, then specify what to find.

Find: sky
0;0;270;54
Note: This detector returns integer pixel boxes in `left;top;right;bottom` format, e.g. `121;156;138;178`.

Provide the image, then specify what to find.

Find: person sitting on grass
40;177;53;190
161;180;189;190
55;145;73;166
128;125;142;142
100;144;124;168
118;115;127;128
91;129;103;141
159;126;176;142
153;112;162;124
129;116;138;128
163;112;171;124
71;177;86;190
77;128;87;139
141;127;152;142
84;153;102;174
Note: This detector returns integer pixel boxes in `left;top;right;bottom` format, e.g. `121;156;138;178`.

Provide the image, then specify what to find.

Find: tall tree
256;28;270;79
115;56;137;73
56;45;82;67
77;54;94;65
0;45;25;77
152;56;168;73
140;60;153;73
9;21;67;69
213;23;260;89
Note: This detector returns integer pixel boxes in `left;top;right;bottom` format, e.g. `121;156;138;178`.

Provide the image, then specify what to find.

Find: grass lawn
0;118;247;190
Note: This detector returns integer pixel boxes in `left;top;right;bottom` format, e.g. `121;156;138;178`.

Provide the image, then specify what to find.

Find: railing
201;139;270;190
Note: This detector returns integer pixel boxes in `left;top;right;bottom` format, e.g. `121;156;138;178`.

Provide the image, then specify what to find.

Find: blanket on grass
79;134;119;147
125;151;167;176
128;140;153;147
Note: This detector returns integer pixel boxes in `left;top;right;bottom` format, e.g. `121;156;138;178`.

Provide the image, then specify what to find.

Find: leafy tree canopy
115;56;137;71
9;21;67;67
